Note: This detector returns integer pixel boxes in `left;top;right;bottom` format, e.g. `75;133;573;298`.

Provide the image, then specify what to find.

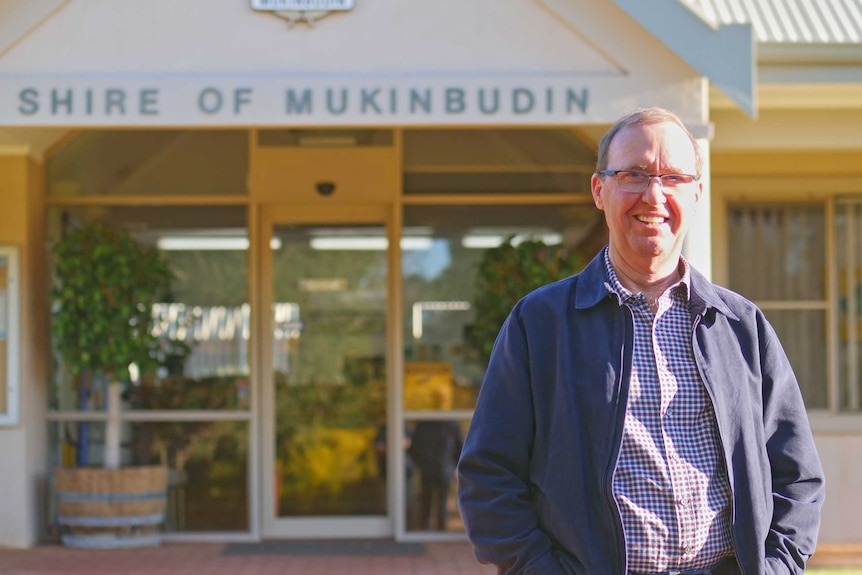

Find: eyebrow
622;164;688;173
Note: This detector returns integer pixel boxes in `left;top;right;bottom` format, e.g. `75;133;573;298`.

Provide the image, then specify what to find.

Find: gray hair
595;107;703;179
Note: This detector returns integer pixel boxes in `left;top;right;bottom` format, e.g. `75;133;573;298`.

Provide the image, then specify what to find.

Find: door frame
259;203;395;539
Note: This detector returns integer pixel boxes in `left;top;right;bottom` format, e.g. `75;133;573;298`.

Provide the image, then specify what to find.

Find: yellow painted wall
0;157;29;240
251;146;398;204
0;154;47;547
713;150;862;180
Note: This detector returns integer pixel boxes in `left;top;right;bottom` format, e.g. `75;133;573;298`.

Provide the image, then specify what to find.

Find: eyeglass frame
596;169;700;194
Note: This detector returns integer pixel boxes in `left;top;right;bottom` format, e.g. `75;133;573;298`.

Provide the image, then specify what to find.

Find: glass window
834;201;862;411
131;421;249;532
47;205;250;412
728;206;825;301
727;204;827;409
403;129;594;195
271;224;388;519
48;421;249;534
402;204;606;412
403;172;589;195
404;418;469;534
258;129;392;148
46;130;248;197
47;420;106;541
401;203;606;533
763;309;828;409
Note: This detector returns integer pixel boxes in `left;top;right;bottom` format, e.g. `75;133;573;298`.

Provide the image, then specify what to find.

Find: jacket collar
688;266;738;320
574;246;738;321
573;249;616;310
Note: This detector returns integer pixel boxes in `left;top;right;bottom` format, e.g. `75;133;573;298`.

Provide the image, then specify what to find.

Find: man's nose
641;175;668;202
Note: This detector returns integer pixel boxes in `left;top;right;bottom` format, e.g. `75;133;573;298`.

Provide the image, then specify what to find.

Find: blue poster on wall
0;248;19;426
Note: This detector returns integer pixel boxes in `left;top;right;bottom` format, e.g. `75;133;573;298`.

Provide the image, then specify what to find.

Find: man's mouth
635;215;666;224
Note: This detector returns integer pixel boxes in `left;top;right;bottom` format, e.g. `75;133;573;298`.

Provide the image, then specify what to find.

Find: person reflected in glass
409;388;464;531
375;423;416;525
457;107;824;575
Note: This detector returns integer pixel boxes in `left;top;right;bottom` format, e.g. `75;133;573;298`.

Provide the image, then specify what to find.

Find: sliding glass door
261;205;391;538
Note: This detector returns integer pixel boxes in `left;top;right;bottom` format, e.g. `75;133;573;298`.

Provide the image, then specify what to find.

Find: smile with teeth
635;215;666;224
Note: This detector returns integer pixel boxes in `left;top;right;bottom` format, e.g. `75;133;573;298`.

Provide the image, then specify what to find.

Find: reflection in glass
272;224;387;517
46;130;248;197
402;204;606;411
48;421;249;533
402;129;595;195
47;206;250;412
130;421;249;532
405;418;469;533
404;172;588;195
764;310;827;409
727;204;827;409
47;421;106;540
834;203;862;411
728;205;825;301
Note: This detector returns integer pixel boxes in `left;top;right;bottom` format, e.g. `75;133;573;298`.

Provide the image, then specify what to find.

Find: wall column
0;152;47;547
683;135;713;281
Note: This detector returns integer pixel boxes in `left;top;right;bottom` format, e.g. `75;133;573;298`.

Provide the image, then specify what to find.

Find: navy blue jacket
457;250;825;575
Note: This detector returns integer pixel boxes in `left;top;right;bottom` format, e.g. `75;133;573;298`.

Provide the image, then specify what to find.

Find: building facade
0;0;859;549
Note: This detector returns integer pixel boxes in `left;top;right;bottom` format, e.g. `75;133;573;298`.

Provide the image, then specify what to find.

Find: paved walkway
0;541;495;575
0;542;859;574
809;545;862;569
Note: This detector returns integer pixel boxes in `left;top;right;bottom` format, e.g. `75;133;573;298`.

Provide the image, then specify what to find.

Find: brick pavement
0;541;495;575
0;541;859;574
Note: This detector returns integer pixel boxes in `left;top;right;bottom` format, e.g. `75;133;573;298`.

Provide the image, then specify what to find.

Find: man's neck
608;248;682;298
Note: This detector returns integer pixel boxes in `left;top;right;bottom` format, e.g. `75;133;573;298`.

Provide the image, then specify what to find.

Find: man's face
590;121;701;272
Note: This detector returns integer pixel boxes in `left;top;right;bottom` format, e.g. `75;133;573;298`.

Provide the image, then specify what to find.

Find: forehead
607;121;697;169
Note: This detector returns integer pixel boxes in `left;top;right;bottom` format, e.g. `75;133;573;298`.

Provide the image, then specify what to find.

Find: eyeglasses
597;170;698;194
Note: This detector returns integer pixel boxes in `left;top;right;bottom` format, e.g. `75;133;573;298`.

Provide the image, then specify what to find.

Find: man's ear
590;173;605;210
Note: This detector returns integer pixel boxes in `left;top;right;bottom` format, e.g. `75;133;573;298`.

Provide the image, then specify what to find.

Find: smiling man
457;107;825;575
592;113;701;303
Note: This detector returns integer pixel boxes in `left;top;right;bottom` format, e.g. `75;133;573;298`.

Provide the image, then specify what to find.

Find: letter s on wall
18;88;39;115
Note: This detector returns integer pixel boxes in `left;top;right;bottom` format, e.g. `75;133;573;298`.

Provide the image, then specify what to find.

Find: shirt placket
628;297;676;569
651;292;697;567
651;293;698;567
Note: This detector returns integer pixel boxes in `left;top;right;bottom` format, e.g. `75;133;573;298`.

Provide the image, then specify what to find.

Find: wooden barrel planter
55;466;169;549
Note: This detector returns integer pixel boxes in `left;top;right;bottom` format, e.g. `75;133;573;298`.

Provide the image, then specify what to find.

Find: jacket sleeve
457;308;568;575
759;317;826;575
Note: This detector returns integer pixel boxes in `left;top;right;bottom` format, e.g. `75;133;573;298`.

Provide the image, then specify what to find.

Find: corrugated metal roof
678;0;862;43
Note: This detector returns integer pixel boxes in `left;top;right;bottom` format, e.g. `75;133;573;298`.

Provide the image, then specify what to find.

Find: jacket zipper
691;313;743;574
607;304;632;575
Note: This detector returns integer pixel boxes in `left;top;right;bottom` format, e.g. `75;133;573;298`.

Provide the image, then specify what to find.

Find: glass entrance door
261;205;391;538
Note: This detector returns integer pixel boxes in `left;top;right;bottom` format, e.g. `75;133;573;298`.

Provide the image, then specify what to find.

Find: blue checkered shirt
604;249;733;573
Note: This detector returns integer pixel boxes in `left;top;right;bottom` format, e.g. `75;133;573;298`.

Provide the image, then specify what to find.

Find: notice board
0;248;20;426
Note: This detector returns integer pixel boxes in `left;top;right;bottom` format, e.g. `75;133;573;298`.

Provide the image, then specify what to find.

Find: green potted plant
51;220;172;548
52;221;171;394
